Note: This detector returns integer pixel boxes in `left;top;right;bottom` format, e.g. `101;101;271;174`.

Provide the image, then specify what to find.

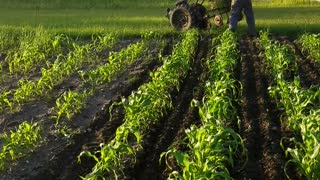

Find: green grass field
0;0;319;37
0;8;171;37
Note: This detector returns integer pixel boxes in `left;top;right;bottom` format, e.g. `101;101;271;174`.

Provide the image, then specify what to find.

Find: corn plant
0;121;41;171
83;41;146;85
260;31;320;179
269;79;319;131
52;90;91;122
92;33;116;52
79;30;199;180
161;29;247;179
269;79;320;179
259;31;297;81
163;125;245;179
0;91;12;112
5;27;66;75
290;109;320;178
13;79;37;105
283;106;320;180
298;33;320;63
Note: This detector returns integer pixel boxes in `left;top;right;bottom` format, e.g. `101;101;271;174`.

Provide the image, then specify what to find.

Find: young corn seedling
299;33;320;63
13;79;37;105
93;34;116;52
52;90;91;122
284;109;320;179
0;91;12;112
259;31;297;81
0;121;41;171
85;41;146;85
162;124;246;179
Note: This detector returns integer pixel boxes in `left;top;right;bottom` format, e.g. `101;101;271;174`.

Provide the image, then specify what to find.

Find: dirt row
234;36;320;180
234;37;287;180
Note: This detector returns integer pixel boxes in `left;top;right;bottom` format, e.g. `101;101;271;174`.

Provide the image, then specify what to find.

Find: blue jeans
229;0;257;36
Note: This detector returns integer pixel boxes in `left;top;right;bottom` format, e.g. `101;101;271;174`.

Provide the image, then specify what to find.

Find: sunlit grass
0;2;319;37
0;0;172;9
237;6;320;36
0;8;172;37
253;0;320;7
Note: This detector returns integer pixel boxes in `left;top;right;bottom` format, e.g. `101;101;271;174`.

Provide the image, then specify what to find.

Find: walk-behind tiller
166;0;234;31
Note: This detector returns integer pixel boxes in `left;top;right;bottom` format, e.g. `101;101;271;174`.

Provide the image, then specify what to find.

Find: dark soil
234;37;287;180
0;53;5;62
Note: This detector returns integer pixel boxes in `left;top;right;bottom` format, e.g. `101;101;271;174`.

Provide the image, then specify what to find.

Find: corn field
0;28;320;180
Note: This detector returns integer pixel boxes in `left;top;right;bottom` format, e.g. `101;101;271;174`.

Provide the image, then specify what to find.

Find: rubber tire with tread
170;7;193;31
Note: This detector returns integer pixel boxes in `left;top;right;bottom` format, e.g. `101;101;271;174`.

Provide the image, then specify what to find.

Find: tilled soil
235;37;287;180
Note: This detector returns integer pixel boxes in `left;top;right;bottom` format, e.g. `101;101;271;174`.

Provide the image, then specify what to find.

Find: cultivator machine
166;0;232;31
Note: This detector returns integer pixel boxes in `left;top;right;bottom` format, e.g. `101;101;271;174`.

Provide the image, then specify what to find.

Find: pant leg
243;0;257;36
229;0;243;31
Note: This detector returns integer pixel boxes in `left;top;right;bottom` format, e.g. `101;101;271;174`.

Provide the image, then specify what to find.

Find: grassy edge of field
0;1;319;38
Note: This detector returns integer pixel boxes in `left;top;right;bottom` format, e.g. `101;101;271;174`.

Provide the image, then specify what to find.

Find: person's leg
243;0;257;36
229;0;243;32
